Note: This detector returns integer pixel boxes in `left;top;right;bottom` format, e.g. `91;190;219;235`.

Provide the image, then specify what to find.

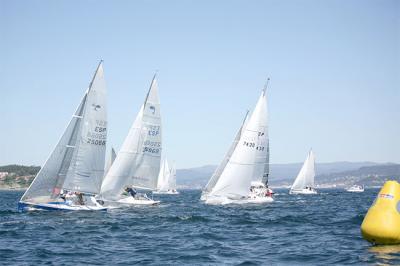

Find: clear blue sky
1;0;399;168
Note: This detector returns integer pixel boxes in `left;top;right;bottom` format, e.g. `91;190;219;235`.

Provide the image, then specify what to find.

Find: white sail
21;62;107;202
61;63;107;195
100;76;162;200
290;150;316;191
202;111;249;196
104;147;116;175
169;162;177;191
207;89;269;199
157;159;170;192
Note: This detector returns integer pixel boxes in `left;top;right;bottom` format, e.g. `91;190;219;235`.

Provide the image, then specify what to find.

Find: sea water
0;189;399;265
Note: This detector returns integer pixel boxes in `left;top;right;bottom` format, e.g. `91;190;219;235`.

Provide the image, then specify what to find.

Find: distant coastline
1;163;400;190
0;165;37;190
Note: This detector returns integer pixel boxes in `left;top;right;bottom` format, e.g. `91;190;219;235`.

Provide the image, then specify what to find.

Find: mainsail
205;83;269;199
290;150;316;191
100;75;162;200
21;62;107;203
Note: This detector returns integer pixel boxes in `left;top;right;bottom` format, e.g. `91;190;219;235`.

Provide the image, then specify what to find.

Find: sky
0;0;399;168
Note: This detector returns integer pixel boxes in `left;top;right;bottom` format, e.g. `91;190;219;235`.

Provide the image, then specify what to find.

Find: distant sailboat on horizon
346;185;364;192
289;149;317;195
201;79;273;205
154;159;179;195
99;74;162;206
18;61;108;211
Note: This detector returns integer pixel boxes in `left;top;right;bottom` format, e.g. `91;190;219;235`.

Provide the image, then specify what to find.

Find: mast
143;72;157;105
263;77;270;96
88;60;103;92
262;77;270;186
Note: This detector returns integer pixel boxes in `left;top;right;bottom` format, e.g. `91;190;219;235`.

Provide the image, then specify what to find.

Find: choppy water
1;189;400;265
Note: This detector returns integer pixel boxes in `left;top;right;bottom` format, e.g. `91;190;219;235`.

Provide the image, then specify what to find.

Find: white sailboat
289;150;317;195
99;75;161;206
154;159;179;195
346;185;364;192
201;80;273;205
18;61;108;211
169;162;179;194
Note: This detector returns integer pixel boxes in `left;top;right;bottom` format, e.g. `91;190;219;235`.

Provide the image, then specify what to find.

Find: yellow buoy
361;181;400;244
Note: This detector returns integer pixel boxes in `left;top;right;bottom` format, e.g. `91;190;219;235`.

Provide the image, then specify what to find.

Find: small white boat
154;159;179;195
290;187;318;195
346;185;364;192
99;74;162;206
18;62;108;212
201;79;273;205
289;150;318;195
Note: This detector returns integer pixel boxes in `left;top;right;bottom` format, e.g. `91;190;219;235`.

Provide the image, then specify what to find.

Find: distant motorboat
201;79;273;204
346;185;364;192
290;150;318;195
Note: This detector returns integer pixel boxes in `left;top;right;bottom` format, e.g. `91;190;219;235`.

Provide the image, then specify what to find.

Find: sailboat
154;159;179;195
346;185;364;192
18;61;108;211
99;75;161;206
201;80;273;205
289;149;317;194
169;162;179;194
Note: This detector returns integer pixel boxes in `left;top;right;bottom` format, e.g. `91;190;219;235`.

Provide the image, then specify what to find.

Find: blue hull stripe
17;202;107;212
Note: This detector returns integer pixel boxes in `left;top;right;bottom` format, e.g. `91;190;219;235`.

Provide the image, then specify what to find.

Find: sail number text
243;141;265;151
147;125;160;136
86;120;107;146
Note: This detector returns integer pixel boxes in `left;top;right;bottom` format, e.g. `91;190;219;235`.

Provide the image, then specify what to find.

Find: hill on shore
1;162;399;190
177;162;400;189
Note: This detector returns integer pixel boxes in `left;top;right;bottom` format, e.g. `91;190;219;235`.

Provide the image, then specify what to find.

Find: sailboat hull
18;201;107;212
346;188;364;192
289;189;318;195
102;196;160;207
204;195;274;205
153;190;179;195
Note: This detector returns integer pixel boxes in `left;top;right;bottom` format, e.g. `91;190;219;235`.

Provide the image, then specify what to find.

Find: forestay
290;150;315;191
100;76;162;200
207;88;269;199
21;62;107;202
